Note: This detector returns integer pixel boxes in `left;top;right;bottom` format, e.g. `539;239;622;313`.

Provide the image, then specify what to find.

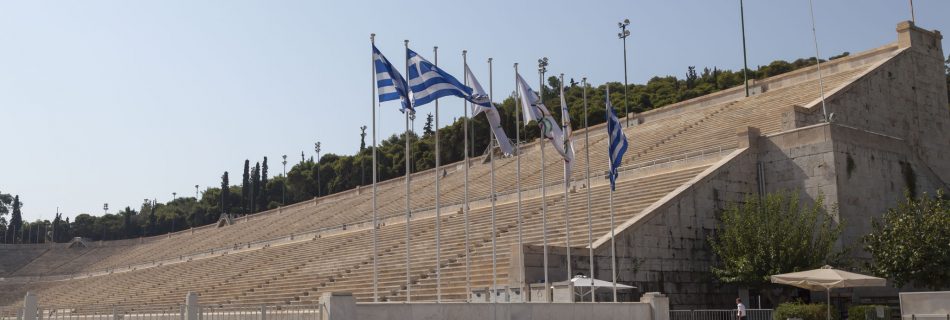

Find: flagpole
462;49;472;300
560;73;572;287
582;77;594;302
538;58;549;302
488;56;498;302
513;62;525;301
404;39;413;302
808;0;828;121
433;45;442;303
740;0;750;97
370;33;380;303
606;91;618;302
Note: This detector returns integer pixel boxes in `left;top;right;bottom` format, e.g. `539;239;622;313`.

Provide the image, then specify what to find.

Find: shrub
847;305;891;320
774;302;839;320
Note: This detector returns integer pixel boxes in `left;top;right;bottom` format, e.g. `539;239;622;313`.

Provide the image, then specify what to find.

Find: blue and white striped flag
606;87;629;191
373;45;411;112
406;48;472;107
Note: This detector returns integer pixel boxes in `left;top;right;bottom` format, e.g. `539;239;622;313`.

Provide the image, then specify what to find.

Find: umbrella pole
826;288;831;320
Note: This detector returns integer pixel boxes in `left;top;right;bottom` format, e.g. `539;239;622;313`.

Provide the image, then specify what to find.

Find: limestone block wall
822;22;949;184
589;143;759;309
830;124;945;259
758;124;839;212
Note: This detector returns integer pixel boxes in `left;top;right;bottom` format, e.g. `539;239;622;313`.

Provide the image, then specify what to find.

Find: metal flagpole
513;62;525;300
370;33;379;303
606;94;618;302
488;57;498;301
582;77;595;302
404;39;413;302
462;50;472;299
433;45;442;303
560;73;572;286
909;0;915;23
740;0;750;97
808;0;828;121
538;58;549;302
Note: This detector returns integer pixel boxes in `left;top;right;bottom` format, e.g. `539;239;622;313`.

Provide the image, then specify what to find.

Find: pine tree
423;113;434;136
360;125;367;151
241;160;250;214
220;171;230;215
260;157;269;210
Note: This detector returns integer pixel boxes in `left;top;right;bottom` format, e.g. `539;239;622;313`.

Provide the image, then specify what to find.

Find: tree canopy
864;191;950;290
708;191;842;304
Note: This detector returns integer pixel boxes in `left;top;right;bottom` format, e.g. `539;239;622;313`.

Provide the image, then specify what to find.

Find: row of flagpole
370;36;628;303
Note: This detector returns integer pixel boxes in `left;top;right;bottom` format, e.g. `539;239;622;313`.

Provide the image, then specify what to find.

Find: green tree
260;157;269;211
423;113;434;136
864;191;950;290
220;171;230;215
708;191;842;304
241;160;250;214
7;195;23;243
251;162;261;212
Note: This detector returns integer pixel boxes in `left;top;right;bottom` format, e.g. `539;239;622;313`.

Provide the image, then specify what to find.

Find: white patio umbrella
553;276;636;300
770;265;886;320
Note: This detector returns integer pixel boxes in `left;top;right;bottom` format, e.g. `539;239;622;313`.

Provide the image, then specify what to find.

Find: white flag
559;83;576;181
465;64;515;156
515;73;570;161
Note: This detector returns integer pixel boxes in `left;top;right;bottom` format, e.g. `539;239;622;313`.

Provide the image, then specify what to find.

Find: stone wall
588;133;760;309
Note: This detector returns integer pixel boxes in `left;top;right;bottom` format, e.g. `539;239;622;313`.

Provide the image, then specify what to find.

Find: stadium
1;20;948;320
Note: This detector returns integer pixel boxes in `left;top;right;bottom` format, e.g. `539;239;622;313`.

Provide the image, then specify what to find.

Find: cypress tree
8;195;22;242
251;163;261;212
241;160;250;214
220;171;230;215
261;157;269;210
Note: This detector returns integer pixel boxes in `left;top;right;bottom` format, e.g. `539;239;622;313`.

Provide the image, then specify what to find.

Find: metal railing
671;309;773;320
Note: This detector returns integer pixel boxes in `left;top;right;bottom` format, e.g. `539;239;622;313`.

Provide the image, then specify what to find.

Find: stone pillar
736;127;760;150
22;292;37;320
184;292;199;320
319;292;356;320
640;292;670;320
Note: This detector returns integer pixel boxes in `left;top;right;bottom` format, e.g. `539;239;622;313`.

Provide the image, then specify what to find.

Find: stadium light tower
195;185;199;199
103;203;109;215
618;18;631;126
282;154;288;205
172;192;177;202
315;142;322;197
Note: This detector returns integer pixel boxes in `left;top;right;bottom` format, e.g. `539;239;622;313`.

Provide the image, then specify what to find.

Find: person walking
736;298;747;320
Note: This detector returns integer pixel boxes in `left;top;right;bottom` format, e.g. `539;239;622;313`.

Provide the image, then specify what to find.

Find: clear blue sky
1;0;947;222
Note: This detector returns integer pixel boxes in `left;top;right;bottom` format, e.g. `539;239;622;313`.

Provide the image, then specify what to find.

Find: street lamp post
315;142;321;197
618;18;631;126
282;154;288;205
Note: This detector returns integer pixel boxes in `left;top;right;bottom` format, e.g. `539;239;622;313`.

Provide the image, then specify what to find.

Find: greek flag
606;87;628;191
406;48;472;107
373;45;411;112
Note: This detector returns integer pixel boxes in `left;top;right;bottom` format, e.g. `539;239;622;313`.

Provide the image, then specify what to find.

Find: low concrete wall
320;291;667;320
355;302;652;320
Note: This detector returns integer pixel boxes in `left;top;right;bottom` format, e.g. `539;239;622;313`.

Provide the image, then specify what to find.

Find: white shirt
737;303;747;317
